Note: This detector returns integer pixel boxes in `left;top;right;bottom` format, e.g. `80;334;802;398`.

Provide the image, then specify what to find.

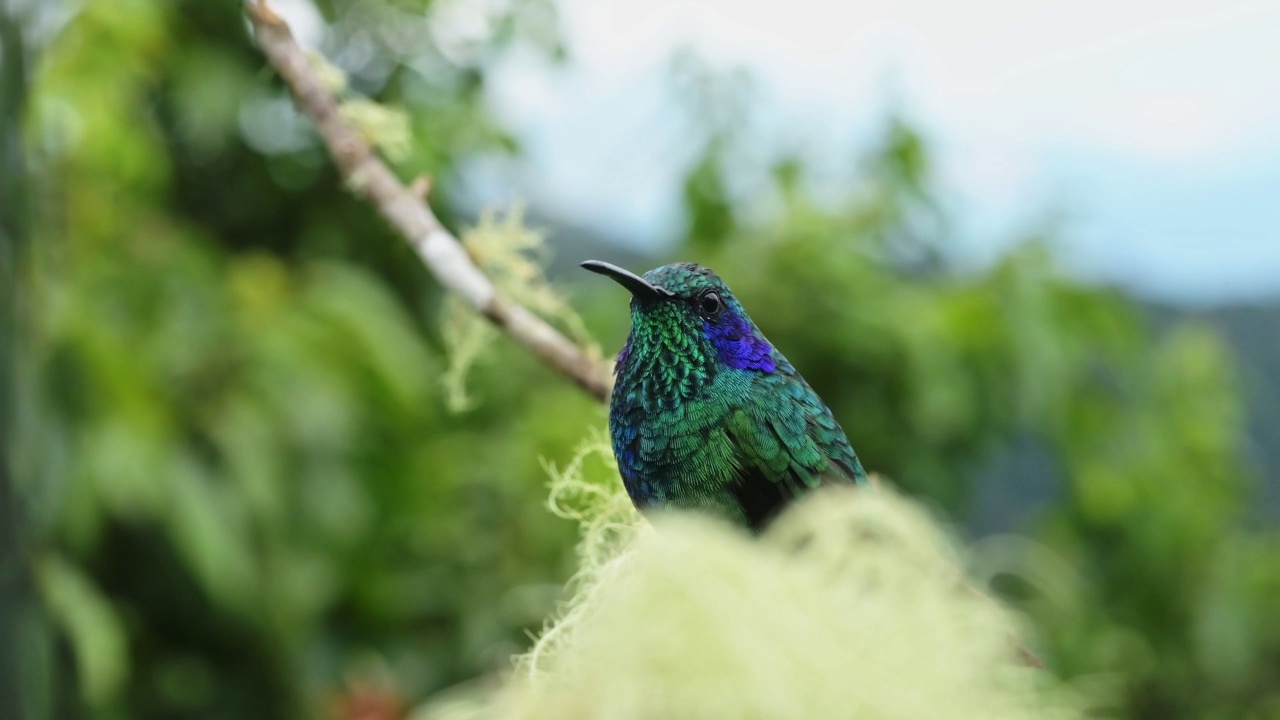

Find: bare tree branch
243;1;612;403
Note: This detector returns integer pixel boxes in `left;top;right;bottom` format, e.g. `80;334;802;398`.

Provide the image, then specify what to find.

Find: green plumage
583;260;867;530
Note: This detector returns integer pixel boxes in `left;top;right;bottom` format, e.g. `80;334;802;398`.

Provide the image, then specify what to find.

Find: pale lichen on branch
243;0;611;402
443;206;601;410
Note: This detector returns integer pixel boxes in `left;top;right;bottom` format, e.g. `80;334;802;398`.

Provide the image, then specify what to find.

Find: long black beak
580;260;672;301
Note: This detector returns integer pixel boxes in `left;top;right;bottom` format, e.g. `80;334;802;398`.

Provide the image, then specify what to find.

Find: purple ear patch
614;339;632;375
704;315;776;373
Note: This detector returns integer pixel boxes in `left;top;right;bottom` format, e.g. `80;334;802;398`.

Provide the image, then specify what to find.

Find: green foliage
681;137;736;252
16;0;591;717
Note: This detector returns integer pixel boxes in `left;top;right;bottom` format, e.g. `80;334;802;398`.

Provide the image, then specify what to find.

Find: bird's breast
609;369;755;511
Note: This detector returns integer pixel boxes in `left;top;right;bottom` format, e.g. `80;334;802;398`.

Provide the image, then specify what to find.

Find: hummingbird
581;260;867;531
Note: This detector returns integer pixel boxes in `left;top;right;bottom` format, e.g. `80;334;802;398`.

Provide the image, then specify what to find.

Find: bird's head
581;261;777;390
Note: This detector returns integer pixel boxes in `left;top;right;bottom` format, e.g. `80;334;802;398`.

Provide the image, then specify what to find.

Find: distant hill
964;297;1280;535
1149;300;1280;517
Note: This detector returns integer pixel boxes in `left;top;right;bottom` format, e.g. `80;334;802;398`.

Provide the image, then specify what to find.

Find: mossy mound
421;441;1087;720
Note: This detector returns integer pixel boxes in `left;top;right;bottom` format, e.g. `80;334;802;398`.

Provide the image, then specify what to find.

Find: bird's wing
722;371;864;528
770;356;866;484
729;385;857;485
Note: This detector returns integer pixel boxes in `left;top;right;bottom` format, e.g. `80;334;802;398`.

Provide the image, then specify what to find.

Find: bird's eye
697;291;723;317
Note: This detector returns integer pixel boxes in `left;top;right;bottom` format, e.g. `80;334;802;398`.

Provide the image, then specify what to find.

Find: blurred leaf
36;555;128;707
168;454;258;614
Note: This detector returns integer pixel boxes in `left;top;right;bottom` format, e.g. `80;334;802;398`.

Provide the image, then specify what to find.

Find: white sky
279;0;1280;303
